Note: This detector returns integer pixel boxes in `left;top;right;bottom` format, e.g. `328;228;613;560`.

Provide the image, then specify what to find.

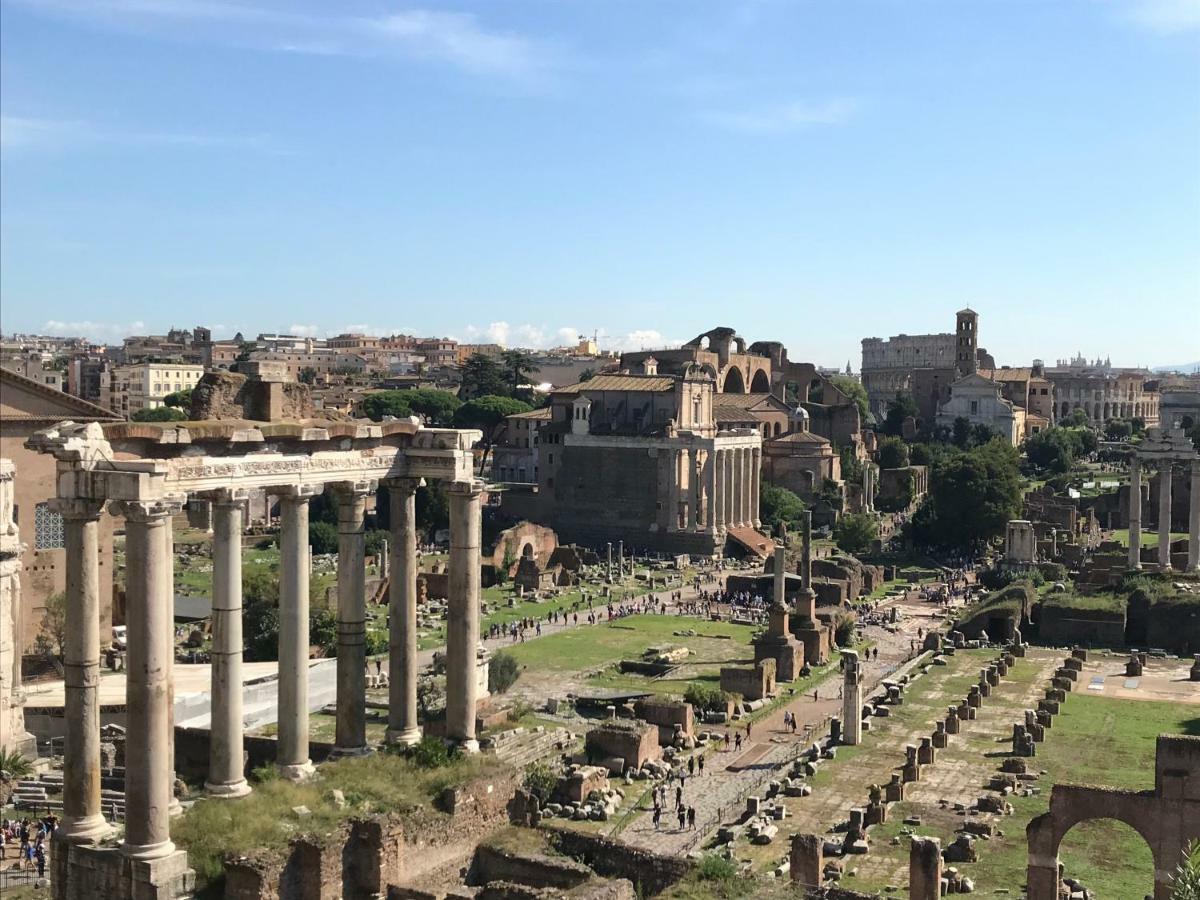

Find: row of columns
54;477;484;862
1128;458;1200;572
665;445;760;533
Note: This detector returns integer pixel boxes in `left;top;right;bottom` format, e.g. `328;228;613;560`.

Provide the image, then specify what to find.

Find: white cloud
11;0;557;83
1122;0;1200;33
39;319;147;340
0;114;274;154
604;329;679;352
287;324;322;338
698;97;860;134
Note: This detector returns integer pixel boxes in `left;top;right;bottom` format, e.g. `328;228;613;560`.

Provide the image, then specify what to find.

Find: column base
121;838;177;861
57;813;113;845
168;796;183;818
277;759;316;782
385;725;423;747
204;778;252;799
330;744;373;760
453;738;480;755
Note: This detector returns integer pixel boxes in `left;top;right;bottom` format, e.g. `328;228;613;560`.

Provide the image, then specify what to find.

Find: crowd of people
0;815;54;879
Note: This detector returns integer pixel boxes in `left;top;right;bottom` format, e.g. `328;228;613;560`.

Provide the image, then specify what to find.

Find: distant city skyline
2;0;1198;368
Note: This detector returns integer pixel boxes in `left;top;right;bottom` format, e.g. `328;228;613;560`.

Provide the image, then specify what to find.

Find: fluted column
333;482;374;757
667;449;681;531
275;489;319;781
53;498;111;844
1159;463;1173;570
751;447;762;529
1188;460;1200;573
446;482;483;752
385;479;421;746
688;449;700;531
117;498;182;860
712;449;725;532
741;446;753;526
731;448;744;528
703;448;716;533
206;492;250;797
1129;457;1142;570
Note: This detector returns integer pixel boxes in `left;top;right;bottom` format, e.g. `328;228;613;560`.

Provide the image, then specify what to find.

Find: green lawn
1109;528;1190;548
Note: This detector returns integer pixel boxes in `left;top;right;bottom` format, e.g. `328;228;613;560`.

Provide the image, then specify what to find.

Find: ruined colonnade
664;435;761;536
1126;426;1200;573
29;419;481;899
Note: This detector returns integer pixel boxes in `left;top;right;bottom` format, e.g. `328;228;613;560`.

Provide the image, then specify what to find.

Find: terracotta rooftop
506;406;553;421
554;374;676;394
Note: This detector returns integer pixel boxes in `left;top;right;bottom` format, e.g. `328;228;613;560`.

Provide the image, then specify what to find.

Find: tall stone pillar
446;482;483;752
53;498;111;842
743;446;755;526
117;499;182;860
160;506;182;818
751;447;762;529
206;493;251;797
688;449;700;531
386;479;421;746
1129;457;1142;570
909;836;943;900
667;449;681;532
842;649;863;745
707;448;721;533
731;448;744;528
276;489;318;781
333;482;373;757
1189;460;1200;573
1158;463;1173;570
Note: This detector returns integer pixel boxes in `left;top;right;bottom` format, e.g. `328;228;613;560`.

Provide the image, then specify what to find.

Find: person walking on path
698;754;705;776
677;807;686;831
653;805;661;830
687;806;696;830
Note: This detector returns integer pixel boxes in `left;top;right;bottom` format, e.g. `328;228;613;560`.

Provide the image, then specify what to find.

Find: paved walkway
616;593;939;856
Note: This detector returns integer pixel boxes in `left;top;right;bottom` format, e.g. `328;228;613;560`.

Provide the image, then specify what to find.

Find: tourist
675;785;683;809
35;842;45;879
687;806;696;830
698;754;705;776
688;755;695;776
652;805;661;830
734;733;743;751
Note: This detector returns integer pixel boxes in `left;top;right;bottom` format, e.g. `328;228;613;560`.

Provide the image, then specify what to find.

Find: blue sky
1;0;1198;368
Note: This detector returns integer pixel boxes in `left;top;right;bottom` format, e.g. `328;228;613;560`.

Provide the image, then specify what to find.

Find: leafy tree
834;611;858;647
522;761;559;804
834;512;879;555
828;375;869;421
488;651;521;693
759;482;806;534
361;391;415;422
458;353;508;400
403;388;462;425
684;682;730;712
244;600;281;661
365;529;390;559
132;406;187;422
1104;419;1133;441
909;443;934;466
877;436;910;469
1024;427;1078;474
912;439;1022;552
839;446;864;482
309;520;339;555
298;366;318;385
881;393;919;437
453;395;533;473
500;349;540;401
243;571;280;606
952;416;973;449
1073;427;1098;456
416;482;450;536
163;387;193;410
578;368;596;382
971;423;1000;447
39;591;68;658
1063;408;1090;428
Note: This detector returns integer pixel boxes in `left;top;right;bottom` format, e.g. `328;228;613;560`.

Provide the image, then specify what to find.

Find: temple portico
1126;426;1200;573
29;418;482;900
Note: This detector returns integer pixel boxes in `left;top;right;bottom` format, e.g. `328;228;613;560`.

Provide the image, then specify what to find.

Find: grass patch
174;752;505;890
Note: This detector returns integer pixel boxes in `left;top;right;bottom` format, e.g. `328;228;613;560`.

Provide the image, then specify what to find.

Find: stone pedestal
909;836;943;900
789;833;824;888
842;650;863;745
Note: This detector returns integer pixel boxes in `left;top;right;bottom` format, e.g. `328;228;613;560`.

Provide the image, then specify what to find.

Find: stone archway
750;369;771;393
1025;736;1200;900
723;367;746;394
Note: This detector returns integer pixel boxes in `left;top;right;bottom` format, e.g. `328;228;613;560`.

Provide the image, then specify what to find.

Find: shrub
0;748;34;779
309;521;339;555
410;735;454;769
834;513;879;555
522;761;558;804
834;612;858;647
696;854;737;882
684;682;729;712
489;651;521;694
365;629;388;657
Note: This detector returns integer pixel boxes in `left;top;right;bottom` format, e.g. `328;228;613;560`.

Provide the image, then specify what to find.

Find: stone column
1158;463;1173;570
53;498;111;843
386;479;421;746
706;448;720;533
742;446;754;526
117;499;181;860
161;506;182;818
688;449;700;531
333;482;373;757
1189;460;1200;573
842;649;863;745
205;493;250;797
909;836;943;900
276;489;318;781
1129;456;1142;570
731;448;744;528
751;447;762;529
446;482;483;752
667;449;681;532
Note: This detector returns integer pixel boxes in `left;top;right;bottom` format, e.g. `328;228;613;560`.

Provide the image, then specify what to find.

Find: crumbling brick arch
1026;734;1200;900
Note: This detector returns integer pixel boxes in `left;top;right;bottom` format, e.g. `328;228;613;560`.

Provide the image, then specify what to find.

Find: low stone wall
174;726;335;781
1039;604;1125;648
544;828;691;896
471;843;595;890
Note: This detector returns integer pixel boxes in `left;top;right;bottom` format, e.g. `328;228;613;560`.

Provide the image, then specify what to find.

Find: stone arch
1026;785;1174;900
520;542;535;559
773;422;782;436
722;367;746;394
750;369;771;393
1092;402;1101;420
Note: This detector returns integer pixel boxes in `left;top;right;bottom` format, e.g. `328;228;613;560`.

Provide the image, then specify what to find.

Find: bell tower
955;308;979;377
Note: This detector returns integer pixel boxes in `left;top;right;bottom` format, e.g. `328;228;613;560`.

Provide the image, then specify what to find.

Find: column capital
329;479;379;498
446;479;486;497
112;497;185;523
48;497;107;521
269;484;325;500
196;488;251;507
383;476;423;494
